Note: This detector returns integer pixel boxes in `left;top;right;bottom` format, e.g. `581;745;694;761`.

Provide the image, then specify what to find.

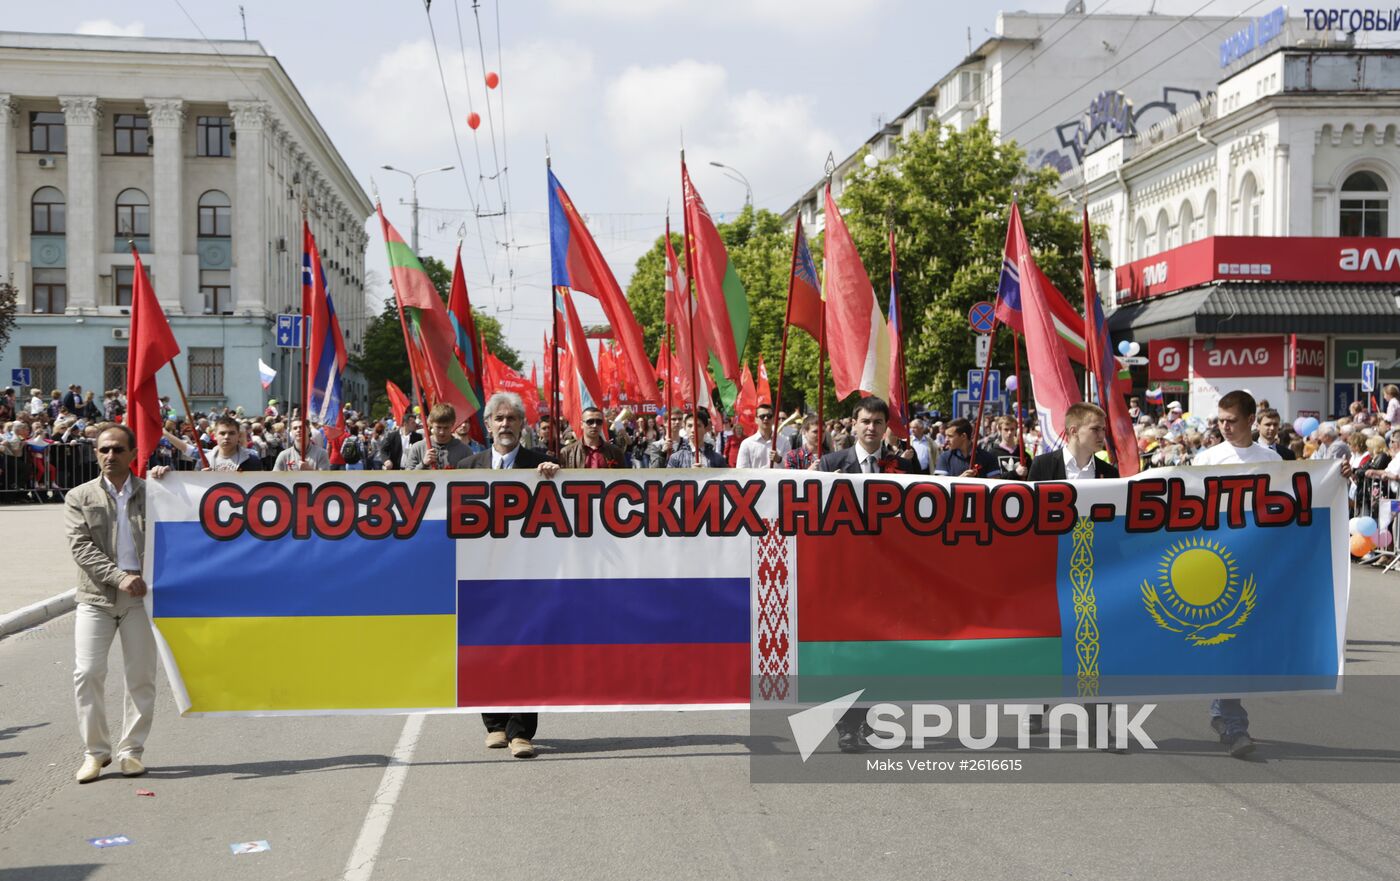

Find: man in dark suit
817;397;919;753
1027;402;1117;742
463;392;559;759
1026;402;1121;481
1254;408;1296;460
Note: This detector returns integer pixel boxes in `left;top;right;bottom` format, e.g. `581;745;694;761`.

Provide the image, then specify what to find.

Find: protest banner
144;464;1348;717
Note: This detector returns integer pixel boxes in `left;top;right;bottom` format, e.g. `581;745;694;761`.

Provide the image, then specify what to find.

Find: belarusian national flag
682;160;749;382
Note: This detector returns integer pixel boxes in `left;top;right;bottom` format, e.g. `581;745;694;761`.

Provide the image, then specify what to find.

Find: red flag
756;355;773;406
561;289;604;412
598;343;621;407
1083;209;1139;476
823;183;890;400
530;363;540;416
485;351;541;422
542;332;555;417
447;245;487;443
664;221;715;409
124;248;180;476
385;380;411;427
682;160;749;381
786;217;823;340
1013;203;1080;448
737;364;758;433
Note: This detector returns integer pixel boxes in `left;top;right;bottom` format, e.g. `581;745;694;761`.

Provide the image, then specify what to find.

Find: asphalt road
3;567;1400;880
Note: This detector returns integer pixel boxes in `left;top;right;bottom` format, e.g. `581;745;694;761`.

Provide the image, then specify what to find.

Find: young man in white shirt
736;402;780;469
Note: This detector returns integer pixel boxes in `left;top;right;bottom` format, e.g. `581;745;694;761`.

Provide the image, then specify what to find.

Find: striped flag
302;221;347;439
1010;204;1081;449
786;217;823;341
446;244;487;443
1082;208;1139;476
378;206;480;428
682;160;750;391
994;206;1089;364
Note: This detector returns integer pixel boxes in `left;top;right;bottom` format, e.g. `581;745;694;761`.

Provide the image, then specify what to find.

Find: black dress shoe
837;729;865;753
1226;732;1256;759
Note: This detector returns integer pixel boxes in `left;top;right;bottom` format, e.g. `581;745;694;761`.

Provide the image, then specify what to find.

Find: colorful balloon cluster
1116;340;1142;357
1293;416;1320;437
1349;515;1384;557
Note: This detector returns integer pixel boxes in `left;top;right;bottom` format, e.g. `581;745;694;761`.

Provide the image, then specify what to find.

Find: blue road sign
967;369;1002;402
1362;360;1378;394
10;368;31;387
968;301;996;334
275;314;304;348
952;389;1006;421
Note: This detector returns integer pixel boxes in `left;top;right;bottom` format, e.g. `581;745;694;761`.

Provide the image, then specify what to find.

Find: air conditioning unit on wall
37;157;57;169
112;328;129;340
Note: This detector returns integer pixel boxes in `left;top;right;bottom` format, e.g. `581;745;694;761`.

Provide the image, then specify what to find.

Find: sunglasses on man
584;418;604;426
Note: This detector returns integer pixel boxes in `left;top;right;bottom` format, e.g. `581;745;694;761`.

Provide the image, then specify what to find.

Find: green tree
625;205;831;414
352;256;521;417
0;278;16;359
836;119;1084;412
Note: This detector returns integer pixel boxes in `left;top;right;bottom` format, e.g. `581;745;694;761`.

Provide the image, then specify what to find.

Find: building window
20;346;57;394
114;267;135;307
31;187;66;234
1340;170;1389;237
1239;173;1260;235
29;111;65;153
115;188;150;237
104;347;128;393
32;268;67;313
200;270;231;315
189;347;224;396
198;190;231;237
196;116;232;157
113;114;150;155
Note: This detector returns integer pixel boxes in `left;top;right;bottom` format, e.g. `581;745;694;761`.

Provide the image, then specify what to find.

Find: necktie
863;456;875;474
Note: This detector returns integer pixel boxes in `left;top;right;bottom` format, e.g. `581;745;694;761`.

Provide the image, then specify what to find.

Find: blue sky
9;0;1289;369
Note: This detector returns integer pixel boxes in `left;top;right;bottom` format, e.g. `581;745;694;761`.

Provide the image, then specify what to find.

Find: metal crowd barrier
0;442;100;502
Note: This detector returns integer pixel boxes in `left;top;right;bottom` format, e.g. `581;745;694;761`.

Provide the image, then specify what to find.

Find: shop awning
1106;282;1400;337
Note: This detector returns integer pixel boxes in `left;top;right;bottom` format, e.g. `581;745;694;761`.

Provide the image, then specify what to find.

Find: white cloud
75;19;145;37
604;60;834;212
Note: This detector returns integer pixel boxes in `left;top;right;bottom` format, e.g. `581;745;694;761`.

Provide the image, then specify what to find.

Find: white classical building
1083;43;1400;420
786;7;1245;231
0;31;371;412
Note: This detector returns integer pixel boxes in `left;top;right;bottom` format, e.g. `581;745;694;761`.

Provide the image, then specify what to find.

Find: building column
146;98;185;312
229;99;268;315
1273;143;1290;236
0;96;17;292
60;96;101;311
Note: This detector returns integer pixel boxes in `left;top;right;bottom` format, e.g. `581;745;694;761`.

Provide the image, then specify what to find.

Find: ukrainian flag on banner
1056;511;1339;685
151;524;458;713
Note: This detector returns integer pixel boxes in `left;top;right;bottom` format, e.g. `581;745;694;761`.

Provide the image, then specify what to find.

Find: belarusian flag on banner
822;182;890;401
377;205;480;427
682;160;749;387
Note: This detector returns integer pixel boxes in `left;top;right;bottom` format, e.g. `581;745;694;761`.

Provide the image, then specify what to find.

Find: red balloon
485;71;500;89
466;112;481;130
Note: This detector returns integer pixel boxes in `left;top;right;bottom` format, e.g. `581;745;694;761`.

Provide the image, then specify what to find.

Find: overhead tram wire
170;0;259;98
492;0;516;244
999;0;1255;145
450;0;515;311
469;0;519;311
422;0;498;299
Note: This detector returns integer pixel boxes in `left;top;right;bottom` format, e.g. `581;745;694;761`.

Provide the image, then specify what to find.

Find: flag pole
971;320;999;458
775;216;801;423
547;151;562;460
889;225;909;429
816;283;828;459
681;151;701;421
168;360;210;470
299;208;311;463
1013;331;1024;465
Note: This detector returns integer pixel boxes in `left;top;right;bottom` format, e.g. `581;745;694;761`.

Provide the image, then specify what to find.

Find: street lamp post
379;164;455;253
708;160;753;208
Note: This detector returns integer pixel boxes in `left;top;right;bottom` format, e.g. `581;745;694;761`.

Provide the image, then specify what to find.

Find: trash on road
89;835;132;848
230;840;271;855
135;789;155;797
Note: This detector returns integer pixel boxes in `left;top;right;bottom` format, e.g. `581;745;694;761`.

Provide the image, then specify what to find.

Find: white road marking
342;713;425;881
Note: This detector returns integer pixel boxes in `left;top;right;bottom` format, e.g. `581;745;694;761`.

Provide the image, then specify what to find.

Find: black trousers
482;712;538;740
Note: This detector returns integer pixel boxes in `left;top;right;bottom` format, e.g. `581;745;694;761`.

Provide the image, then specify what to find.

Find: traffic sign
1362;360;1378;394
968;301;996;334
952;389;1006;421
967;369;1002;402
1117;356;1147;366
10;368;31;387
975;334;991;366
275;314;304;348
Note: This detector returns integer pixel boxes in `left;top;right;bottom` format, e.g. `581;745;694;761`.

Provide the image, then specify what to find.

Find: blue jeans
1210;699;1249;736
